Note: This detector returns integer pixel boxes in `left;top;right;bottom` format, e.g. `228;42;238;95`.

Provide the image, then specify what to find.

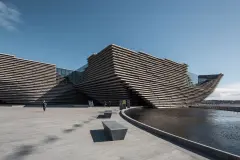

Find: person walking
42;100;47;111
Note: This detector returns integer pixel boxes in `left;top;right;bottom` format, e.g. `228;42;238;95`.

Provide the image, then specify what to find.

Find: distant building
0;44;223;107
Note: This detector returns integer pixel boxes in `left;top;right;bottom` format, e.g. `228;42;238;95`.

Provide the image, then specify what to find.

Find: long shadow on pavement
73;123;83;128
4;116;96;160
42;135;60;144
63;128;76;133
4;135;61;160
4;145;36;160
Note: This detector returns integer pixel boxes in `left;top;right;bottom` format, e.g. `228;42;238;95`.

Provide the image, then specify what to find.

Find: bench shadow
42;135;60;144
63;128;76;133
4;135;60;160
90;129;111;142
73;123;83;128
4;145;36;160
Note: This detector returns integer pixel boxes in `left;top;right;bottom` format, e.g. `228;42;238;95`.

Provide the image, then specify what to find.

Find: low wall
120;107;240;160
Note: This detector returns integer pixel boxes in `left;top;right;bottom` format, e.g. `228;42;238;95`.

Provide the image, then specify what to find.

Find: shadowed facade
0;44;223;107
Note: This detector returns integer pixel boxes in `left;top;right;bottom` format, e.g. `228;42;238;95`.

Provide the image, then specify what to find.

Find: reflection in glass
56;64;88;85
187;72;198;86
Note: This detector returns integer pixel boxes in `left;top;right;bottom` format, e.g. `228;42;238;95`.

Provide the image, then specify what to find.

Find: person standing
104;101;107;107
42;100;47;111
122;100;126;109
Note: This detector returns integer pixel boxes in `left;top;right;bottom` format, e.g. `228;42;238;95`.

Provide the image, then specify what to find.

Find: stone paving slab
0;107;208;160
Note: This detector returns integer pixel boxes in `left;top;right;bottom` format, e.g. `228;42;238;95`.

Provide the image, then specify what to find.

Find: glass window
61;69;66;76
56;68;60;74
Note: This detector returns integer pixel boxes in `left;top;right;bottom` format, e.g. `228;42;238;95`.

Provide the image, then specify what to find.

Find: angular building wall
111;45;223;107
76;44;223;107
0;53;86;104
0;44;223;107
75;46;147;106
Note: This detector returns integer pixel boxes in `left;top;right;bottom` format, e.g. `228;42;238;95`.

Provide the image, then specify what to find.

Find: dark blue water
127;108;240;156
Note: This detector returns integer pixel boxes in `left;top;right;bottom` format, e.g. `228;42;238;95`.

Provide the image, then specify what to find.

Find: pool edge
120;107;240;160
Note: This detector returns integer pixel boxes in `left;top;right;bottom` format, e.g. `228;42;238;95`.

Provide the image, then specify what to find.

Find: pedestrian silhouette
42;100;47;111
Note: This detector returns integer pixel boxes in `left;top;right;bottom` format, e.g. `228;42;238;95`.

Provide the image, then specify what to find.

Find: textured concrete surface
0;107;208;160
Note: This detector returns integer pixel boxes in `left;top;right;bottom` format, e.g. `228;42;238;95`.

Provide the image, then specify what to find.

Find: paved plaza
0;107;208;160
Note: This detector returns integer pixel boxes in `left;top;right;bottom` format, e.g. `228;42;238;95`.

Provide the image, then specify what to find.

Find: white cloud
206;82;240;100
0;1;21;31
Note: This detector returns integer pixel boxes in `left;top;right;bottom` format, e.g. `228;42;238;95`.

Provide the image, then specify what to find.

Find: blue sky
0;0;240;100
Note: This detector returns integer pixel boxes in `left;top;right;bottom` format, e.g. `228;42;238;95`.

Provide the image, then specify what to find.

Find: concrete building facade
0;44;223;107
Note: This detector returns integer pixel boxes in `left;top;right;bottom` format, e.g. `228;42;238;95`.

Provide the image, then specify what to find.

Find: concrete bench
102;121;128;141
104;110;112;118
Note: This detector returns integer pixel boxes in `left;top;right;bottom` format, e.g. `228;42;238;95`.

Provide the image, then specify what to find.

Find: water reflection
126;108;240;155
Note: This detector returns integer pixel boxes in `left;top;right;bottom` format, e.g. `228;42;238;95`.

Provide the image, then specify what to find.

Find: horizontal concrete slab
0;107;207;160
